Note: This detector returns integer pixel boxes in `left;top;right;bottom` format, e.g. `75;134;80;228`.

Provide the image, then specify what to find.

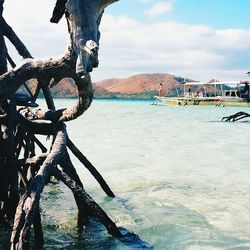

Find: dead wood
0;0;147;249
67;136;115;197
0;34;7;74
10;124;66;249
222;111;250;122
52;166;122;238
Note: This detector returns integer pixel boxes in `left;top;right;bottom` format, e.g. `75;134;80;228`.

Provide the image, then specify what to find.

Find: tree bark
0;16;32;59
67;136;115;197
0;1;147;249
52;167;123;238
10;124;66;249
0;34;7;74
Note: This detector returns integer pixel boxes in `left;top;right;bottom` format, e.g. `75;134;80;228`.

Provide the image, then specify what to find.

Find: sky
3;0;250;82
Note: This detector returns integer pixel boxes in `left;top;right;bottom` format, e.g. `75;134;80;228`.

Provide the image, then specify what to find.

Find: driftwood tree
222;111;250;122
222;73;250;122
0;0;151;249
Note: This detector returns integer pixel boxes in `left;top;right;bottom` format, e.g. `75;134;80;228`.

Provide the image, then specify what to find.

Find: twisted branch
222;111;250;122
0;1;151;249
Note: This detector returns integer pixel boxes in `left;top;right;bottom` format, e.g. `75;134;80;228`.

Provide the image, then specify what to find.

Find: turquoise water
4;99;250;249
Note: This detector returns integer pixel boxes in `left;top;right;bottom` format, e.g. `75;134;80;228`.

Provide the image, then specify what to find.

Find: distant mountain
19;73;196;99
93;73;192;99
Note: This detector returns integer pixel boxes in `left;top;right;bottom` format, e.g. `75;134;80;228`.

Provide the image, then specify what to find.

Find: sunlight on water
2;99;250;249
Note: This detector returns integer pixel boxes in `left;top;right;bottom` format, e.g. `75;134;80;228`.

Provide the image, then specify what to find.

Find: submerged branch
52;167;123;238
10;124;67;249
222;111;250;122
67;136;115;197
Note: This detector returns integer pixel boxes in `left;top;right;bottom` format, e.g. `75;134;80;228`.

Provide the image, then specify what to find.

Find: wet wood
10;125;67;249
67;136;115;197
222;111;250;122
52;167;122;238
0;0;130;249
0;35;7;75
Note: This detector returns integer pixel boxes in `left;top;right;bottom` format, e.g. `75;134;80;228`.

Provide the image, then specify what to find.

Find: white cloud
216;29;250;49
146;1;175;17
2;0;250;82
98;15;250;81
3;0;68;60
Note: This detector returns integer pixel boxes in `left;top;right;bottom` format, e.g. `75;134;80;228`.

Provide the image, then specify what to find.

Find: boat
154;80;250;107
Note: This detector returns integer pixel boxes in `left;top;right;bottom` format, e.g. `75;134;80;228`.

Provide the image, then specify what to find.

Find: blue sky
109;0;250;29
3;0;250;82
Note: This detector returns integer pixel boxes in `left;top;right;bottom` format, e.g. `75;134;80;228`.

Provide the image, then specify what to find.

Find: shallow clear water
4;99;250;249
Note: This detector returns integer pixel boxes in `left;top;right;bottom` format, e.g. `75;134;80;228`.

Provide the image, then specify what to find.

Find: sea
2;99;250;250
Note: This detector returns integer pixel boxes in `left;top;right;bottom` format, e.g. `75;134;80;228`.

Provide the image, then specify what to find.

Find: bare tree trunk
0;35;7;74
0;17;32;59
0;1;151;249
